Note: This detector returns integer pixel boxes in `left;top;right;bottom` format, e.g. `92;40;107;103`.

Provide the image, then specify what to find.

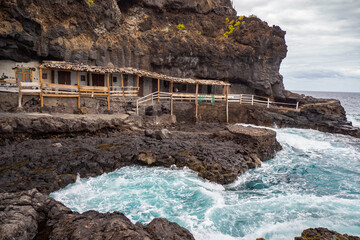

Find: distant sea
51;91;360;240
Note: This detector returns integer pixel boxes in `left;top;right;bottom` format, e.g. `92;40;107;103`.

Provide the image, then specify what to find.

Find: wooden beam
107;73;110;110
170;80;173;115
137;75;140;97
15;69;22;108
157;78;160;103
195;83;199;121
226;85;229;123
77;72;80;109
121;73;124;98
39;68;43;107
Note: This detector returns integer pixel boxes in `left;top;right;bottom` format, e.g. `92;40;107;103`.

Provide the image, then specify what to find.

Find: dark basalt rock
192;101;360;138
0;114;281;194
295;228;360;240
0;189;194;240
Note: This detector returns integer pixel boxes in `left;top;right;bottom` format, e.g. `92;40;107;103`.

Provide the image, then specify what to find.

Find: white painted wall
0;60;41;82
111;73;121;87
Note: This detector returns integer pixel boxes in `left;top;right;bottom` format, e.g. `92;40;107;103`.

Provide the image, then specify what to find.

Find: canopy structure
40;61;231;86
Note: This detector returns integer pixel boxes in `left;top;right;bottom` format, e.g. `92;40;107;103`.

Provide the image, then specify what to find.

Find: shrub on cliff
223;16;245;38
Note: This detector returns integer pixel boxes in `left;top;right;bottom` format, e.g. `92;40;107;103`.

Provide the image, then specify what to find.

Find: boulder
295;228;360;240
156;129;172;140
0;189;195;240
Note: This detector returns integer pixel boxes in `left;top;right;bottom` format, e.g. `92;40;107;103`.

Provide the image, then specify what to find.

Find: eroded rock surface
0;189;194;240
295;228;360;240
0;113;281;193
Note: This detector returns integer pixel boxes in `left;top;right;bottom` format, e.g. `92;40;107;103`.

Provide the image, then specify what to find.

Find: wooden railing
228;94;299;109
110;86;139;97
136;92;299;115
0;80;18;93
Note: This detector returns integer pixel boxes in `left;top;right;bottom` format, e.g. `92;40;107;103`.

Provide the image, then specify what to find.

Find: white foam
51;126;360;240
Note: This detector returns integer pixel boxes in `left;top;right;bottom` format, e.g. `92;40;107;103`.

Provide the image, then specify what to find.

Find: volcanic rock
0;189;194;240
295;228;360;240
0;0;287;98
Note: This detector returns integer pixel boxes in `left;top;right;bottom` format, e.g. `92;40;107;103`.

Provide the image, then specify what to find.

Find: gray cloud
232;0;360;92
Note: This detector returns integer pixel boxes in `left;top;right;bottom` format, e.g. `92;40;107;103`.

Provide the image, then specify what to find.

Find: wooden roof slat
40;61;230;86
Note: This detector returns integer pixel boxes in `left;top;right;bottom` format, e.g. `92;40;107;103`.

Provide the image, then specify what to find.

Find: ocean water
51;92;360;240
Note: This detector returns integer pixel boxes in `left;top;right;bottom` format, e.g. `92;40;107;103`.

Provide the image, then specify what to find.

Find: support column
121;73;124;98
15;68;22;108
157;78;160;103
77;72;80;109
107;73;110;110
195;83;199;121
137;75;140;97
39;68;43;108
226;85;229;123
170;80;173;115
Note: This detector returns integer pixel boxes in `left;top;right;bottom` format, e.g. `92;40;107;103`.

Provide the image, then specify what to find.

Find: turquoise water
51;126;360;240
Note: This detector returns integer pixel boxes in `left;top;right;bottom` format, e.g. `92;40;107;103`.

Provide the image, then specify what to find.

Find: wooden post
137;75;140;97
107;73;110;110
77;72;80;109
121;73;124;98
170;80;173;115
251;95;254;105
15;68;22;108
157;78;160;103
267;98;270;108
240;94;243;104
195;83;199;120
39;68;43;107
226;85;229;123
296;102;299;110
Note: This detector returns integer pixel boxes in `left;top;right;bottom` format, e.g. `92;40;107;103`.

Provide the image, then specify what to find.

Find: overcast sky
232;0;360;92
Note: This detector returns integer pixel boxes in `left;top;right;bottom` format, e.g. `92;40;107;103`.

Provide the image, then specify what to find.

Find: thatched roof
39;61;230;86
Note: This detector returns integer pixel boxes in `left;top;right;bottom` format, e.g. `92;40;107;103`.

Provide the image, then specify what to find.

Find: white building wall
0;60;41;82
41;69;52;84
111;73;122;87
79;73;87;86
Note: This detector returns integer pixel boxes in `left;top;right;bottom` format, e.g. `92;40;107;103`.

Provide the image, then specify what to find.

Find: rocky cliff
0;0;287;97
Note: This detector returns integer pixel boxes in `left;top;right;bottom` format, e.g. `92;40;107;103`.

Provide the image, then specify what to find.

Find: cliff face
0;0;288;97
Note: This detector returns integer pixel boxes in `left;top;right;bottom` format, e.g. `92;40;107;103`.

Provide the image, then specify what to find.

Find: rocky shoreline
0;112;281;193
0;112;359;240
0;189;195;240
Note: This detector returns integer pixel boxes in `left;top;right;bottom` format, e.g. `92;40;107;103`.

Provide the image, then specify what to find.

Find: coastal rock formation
0;113;281;194
0;189;194;240
181;101;360;138
295;228;360;240
0;0;287;97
